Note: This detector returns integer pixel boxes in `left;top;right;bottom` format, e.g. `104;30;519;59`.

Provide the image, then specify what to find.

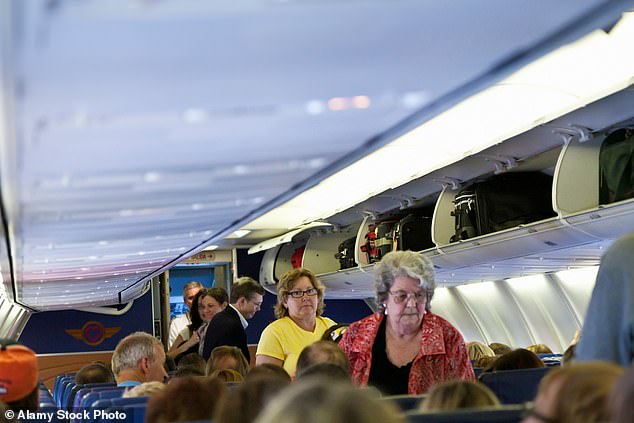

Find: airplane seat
404;404;526;423
54;375;75;406
379;394;427;412
59;379;78;409
79;387;126;408
478;367;551;404
68;382;117;411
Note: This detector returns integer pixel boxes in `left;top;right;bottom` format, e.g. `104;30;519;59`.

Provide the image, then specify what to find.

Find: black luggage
449;172;556;243
599;127;634;205
393;213;434;252
375;220;398;260
334;236;357;270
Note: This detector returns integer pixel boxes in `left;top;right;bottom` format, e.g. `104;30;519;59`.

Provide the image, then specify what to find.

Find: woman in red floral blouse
339;250;474;394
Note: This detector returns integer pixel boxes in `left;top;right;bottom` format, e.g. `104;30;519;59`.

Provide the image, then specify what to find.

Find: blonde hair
420;380;500;411
209;368;244;383
207;345;250;377
526;344;554;354
538;361;623;423
467;341;495;361
274;268;325;319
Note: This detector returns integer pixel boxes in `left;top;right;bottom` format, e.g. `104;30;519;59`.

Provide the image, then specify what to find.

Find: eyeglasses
521;404;557;423
388;290;427;304
287;288;319;298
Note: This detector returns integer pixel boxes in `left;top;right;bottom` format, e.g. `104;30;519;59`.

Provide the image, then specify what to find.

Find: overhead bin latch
361;210;380;221
479;154;518;174
433;177;462;191
552;125;594;144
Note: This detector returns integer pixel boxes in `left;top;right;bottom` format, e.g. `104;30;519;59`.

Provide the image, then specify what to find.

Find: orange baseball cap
0;339;39;403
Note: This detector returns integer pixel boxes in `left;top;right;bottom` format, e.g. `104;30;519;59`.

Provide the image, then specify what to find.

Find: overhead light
204;245;219;251
243;12;634;231
230;229;251;238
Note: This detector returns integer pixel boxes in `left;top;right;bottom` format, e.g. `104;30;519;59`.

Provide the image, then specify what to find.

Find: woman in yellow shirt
256;268;336;377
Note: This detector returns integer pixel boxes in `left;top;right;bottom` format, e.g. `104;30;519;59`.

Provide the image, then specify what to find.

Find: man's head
111;332;167;384
75;361;115;385
0;339;39;412
230;277;264;320
182;281;203;311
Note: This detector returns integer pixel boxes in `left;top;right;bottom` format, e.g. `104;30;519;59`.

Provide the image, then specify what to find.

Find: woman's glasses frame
287;288;319;298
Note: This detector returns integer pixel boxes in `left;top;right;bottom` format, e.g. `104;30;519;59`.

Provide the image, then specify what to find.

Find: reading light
230;229;251;238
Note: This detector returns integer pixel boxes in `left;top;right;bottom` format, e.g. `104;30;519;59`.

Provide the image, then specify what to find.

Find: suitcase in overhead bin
449;172;556;243
334;236;357;270
375;220;398;261
393;213;434;252
360;224;377;264
599;127;634;205
291;245;305;268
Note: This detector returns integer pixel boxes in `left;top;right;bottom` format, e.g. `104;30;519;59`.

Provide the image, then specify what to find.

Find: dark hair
176;353;206;375
216;373;290;423
295;362;351;382
230;279;264;304
484;348;544;372
246;364;291;382
75;361;115;385
190;287;229;331
146;376;226;423
296;340;349;374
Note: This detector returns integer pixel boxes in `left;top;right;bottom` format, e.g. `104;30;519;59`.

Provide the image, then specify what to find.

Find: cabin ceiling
0;0;632;310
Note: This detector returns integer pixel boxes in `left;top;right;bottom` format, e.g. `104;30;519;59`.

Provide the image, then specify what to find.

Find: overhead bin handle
552;125;594;144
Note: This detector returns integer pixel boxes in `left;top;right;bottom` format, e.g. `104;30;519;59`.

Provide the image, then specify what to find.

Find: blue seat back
71;383;117;410
59;378;77;408
109;396;149;407
54;375;75;406
405;404;526;423
479;367;551;404
380;394;427;412
80;387;126;408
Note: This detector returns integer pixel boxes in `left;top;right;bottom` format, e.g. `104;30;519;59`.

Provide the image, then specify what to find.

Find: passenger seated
467;341;495;361
255;378;404;423
525;344;553;355
111;331;167;386
473;355;496;370
75;361;115;385
296;340;349;374
216;373;290;423
122;381;166;398
207;345;250;378
176;352;206;375
209;368;244;382
483;348;544;372
0;339;39;413
145;376;226;423
489;342;512;356
521;361;623;423
295;362;351;382
246;364;292;382
419;379;500;411
608;364;634;423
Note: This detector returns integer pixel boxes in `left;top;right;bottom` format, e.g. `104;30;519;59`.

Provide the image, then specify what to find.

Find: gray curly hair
374;250;436;313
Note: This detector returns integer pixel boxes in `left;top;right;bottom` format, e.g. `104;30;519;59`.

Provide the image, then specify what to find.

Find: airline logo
65;321;120;346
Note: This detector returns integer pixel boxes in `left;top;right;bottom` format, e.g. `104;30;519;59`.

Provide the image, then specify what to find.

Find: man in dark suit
201;277;265;362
